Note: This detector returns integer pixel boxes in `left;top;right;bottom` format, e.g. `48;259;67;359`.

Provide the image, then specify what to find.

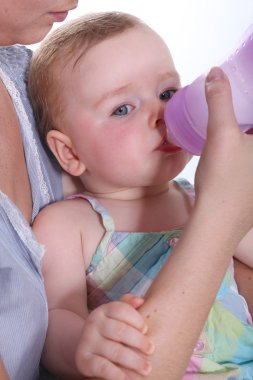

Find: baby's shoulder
33;197;94;231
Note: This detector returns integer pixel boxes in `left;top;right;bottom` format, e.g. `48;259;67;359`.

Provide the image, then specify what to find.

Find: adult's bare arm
112;68;253;380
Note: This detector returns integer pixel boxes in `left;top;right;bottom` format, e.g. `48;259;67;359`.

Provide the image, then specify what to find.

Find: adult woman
0;2;79;379
0;3;253;380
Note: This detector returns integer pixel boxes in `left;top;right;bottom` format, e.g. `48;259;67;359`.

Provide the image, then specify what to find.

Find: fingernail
142;324;148;334
146;340;155;355
206;67;224;83
142;360;152;375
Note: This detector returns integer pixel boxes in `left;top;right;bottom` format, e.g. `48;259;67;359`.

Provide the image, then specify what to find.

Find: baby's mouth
157;136;182;153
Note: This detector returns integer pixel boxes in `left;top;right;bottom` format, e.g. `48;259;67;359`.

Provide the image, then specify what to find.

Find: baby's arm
234;228;253;268
33;201;152;380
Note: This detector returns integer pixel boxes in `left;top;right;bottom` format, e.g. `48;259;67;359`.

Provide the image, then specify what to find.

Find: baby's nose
155;118;165;129
149;117;165;130
150;107;165;128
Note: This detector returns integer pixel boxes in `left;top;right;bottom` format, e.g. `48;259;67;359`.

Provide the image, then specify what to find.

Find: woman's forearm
128;201;241;379
122;68;253;379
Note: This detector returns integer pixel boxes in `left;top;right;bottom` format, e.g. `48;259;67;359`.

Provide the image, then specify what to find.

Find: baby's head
29;12;189;192
29;12;145;143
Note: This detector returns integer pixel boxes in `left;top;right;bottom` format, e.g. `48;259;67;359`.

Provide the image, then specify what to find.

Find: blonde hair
28;11;144;142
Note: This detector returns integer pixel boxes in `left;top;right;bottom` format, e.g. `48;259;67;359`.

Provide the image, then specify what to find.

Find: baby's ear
47;130;85;176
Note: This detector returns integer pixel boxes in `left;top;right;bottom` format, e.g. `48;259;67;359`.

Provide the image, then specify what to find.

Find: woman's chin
16;25;54;46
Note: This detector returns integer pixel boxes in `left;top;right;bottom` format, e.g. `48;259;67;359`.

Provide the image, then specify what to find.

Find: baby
29;11;253;380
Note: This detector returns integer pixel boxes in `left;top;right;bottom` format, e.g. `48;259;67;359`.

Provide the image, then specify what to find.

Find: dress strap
67;193;115;232
175;178;195;198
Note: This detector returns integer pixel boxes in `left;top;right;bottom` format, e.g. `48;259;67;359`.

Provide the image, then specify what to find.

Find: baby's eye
112;104;133;116
159;89;177;102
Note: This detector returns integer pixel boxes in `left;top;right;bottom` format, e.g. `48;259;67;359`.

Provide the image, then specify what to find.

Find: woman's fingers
205;67;238;136
195;66;253;242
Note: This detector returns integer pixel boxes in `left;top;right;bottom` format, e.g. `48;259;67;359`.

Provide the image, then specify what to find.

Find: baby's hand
75;295;154;380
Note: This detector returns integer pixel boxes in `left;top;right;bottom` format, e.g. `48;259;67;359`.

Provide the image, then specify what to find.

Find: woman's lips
49;11;69;22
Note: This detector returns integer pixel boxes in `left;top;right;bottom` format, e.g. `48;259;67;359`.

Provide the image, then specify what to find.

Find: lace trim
0;191;44;261
0;67;50;204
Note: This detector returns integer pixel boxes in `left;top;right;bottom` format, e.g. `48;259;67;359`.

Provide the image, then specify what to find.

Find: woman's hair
28;11;144;143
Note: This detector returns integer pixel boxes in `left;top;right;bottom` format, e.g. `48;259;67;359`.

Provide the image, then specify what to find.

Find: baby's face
60;25;191;193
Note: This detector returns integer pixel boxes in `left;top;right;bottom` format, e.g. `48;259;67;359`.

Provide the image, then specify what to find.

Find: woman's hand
195;67;253;243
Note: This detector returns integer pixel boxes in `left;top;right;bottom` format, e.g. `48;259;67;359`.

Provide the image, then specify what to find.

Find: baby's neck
84;182;171;201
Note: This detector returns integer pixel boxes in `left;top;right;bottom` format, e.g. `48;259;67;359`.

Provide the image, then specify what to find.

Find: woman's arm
106;68;253;380
0;360;9;380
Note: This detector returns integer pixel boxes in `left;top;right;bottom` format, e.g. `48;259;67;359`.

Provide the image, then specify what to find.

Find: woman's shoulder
0;45;32;74
0;45;32;83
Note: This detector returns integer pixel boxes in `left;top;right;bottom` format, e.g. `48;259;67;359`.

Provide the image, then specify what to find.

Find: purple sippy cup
164;23;253;155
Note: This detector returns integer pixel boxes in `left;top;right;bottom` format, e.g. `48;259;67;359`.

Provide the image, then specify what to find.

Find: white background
40;0;253;183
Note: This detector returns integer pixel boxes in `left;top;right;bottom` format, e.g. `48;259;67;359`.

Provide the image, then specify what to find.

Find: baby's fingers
99;339;152;376
76;352;132;380
102;318;154;355
77;340;152;378
99;301;148;333
121;294;145;309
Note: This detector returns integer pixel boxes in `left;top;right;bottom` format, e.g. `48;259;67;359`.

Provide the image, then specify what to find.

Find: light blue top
0;45;63;380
